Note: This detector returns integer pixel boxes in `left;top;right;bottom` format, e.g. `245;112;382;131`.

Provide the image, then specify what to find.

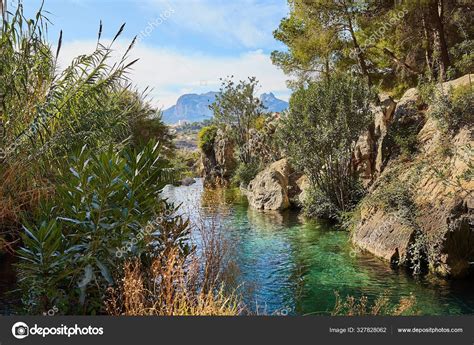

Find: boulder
181;177;196;186
352;209;414;265
246;159;291;211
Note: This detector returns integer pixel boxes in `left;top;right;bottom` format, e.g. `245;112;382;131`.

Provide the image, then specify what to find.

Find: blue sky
22;0;291;108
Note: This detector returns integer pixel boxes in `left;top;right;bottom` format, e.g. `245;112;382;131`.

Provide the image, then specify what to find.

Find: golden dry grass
106;248;242;316
0;163;54;252
332;291;417;316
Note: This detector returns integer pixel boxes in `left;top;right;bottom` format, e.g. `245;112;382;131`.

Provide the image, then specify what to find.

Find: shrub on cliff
422;82;474;132
231;161;261;187
198;125;218;154
279;73;375;219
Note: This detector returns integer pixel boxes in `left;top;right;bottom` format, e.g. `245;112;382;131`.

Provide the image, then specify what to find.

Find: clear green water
163;179;474;316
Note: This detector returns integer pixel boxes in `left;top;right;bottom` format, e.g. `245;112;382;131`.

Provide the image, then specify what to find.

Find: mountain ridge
162;91;288;124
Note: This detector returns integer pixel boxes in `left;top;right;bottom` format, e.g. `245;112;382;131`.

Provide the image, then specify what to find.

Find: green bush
303;186;340;220
118;90;175;153
17;142;191;314
279;73;375;218
450;40;474;77
304;182;364;221
210;77;265;164
392;122;420;158
428;84;474;132
169;149;201;182
198;125;218;153
231;161;261;187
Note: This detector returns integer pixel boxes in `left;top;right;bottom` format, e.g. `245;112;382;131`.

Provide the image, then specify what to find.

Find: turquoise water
162;179;474;315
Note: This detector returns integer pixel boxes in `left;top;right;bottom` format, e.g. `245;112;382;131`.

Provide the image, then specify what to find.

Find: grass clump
106;249;241;316
332;292;417;316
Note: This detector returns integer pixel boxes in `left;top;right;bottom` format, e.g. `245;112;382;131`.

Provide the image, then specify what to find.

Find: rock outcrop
244;158;308;211
247;113;282;164
200;129;237;186
353;95;397;187
245;159;291;211
352;74;474;278
214;129;237;178
180;177;196;186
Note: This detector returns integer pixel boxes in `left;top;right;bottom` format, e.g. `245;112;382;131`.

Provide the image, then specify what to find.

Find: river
162;179;474;315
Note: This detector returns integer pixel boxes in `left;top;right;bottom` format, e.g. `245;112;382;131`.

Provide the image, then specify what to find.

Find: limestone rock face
353;95;396;187
352;75;474;278
200;150;217;185
200;129;236;186
247;113;282;164
246;159;291;211
352;209;414;265
292;174;309;206
214;129;237;179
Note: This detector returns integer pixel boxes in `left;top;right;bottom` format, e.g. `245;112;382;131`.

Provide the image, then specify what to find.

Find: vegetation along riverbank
0;0;472;316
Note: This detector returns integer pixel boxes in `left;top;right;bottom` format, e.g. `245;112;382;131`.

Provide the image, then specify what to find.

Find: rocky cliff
241;75;472;278
352;74;473;278
200;128;237;186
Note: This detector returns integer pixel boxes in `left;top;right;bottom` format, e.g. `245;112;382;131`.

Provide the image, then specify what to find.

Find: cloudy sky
24;0;291;109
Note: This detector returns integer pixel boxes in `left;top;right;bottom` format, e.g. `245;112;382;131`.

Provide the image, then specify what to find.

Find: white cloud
143;0;287;49
57;39;290;109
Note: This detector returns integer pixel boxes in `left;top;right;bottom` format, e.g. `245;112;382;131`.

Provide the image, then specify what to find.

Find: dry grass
106;187;245;316
106;190;244;316
332;291;417;316
106;248;242;316
0;163;53;253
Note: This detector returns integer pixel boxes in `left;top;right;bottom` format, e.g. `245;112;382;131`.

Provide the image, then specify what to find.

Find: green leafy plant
17;220;71;314
231;161;261;187
428;84;474;132
17;142;190;314
279;73;375;219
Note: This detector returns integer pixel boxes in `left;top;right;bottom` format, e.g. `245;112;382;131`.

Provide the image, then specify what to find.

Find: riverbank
162;179;474;315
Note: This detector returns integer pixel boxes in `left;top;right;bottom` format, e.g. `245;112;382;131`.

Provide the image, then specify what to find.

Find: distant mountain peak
162;91;288;124
259;92;288;113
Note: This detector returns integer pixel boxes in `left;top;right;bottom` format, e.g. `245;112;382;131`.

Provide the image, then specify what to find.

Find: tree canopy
272;0;473;92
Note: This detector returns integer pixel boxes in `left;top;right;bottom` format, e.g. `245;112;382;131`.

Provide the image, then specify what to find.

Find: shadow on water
163;179;474;316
